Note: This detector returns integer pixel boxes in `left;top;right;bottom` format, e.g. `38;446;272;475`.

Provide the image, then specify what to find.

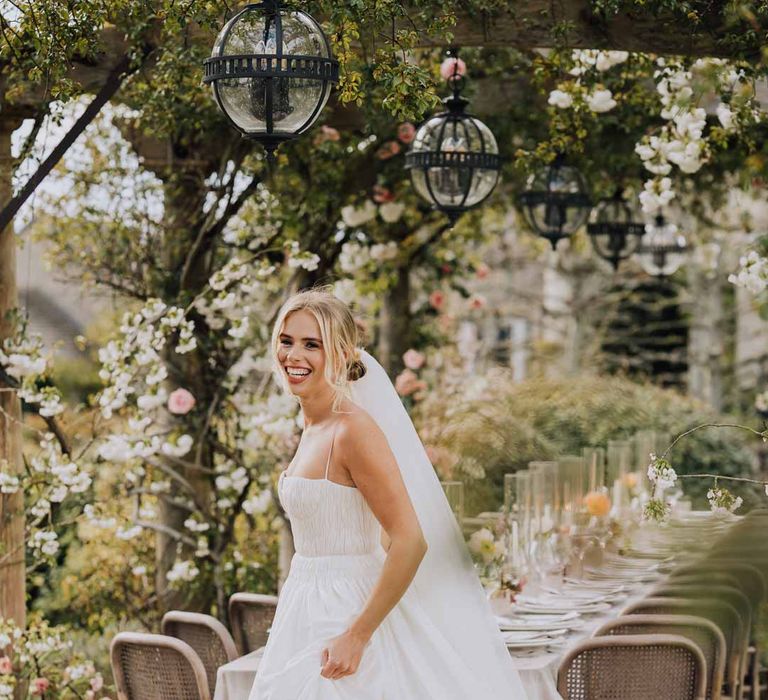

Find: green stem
676;473;767;486
661;422;766;459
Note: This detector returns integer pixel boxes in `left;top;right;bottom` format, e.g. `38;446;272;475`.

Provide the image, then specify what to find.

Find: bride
248;288;528;699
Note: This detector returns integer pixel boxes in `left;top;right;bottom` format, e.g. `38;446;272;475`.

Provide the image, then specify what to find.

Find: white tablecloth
214;581;657;700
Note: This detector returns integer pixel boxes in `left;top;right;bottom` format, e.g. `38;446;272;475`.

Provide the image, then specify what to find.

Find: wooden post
0;115;26;628
377;264;411;377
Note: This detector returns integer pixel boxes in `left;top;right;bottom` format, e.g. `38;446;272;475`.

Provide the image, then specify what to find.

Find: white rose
547;89;573;109
587;88;617;113
341;200;377;227
379;202;405;223
716;103;734;130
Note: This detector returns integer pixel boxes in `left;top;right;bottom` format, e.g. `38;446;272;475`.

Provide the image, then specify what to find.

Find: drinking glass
607;439;632;515
582;447;606;493
441;480;464;523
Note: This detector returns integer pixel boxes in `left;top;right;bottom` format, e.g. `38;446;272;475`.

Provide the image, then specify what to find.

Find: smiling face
276;309;328;398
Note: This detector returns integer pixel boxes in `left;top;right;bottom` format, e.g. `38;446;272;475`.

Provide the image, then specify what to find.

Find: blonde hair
271;288;366;411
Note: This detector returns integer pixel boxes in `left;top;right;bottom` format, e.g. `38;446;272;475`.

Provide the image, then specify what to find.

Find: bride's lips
285;365;312;385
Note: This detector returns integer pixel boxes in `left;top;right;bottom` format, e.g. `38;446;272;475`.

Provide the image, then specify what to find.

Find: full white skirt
248;550;503;699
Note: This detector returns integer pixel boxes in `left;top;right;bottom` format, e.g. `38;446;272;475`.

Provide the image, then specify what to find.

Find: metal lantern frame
404;52;503;225
587;189;646;271
203;0;339;162
519;153;593;250
636;213;689;277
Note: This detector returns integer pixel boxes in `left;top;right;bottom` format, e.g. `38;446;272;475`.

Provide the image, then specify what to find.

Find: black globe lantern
587;190;646;271
404;51;502;224
203;1;339;164
636;214;689;276
519;154;592;249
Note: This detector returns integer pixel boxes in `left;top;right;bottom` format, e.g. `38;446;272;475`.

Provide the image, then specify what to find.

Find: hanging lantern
405;50;502;224
587;189;646;271
636;214;689;276
203;1;339;164
519;154;592;249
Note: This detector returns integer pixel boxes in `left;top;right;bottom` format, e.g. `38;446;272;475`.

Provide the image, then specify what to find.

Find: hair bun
347;350;367;381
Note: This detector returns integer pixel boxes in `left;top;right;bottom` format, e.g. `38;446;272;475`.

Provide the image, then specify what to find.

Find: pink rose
167;388;196;415
440;57;467;81
31;678;50;695
0;656;12;674
475;263;490;279
402;349;425;370
313;125;340;145
397;122;416;144
428;290;445;310
468;294;486;310
90;674;104;691
395;369;427;398
372;185;395;203
375;141;401;160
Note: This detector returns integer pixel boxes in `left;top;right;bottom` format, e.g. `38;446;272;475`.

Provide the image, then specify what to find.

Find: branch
661;422;767;459
676;473;768;486
0;52;134;233
178;174;262;290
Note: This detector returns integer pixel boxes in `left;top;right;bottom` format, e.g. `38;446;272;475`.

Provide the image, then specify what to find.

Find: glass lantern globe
405;75;502;223
587;190;646;271
203;1;338;160
636;214;689;276
519;155;593;249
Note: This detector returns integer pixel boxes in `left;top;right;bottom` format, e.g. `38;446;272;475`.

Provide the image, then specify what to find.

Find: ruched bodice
278;473;381;557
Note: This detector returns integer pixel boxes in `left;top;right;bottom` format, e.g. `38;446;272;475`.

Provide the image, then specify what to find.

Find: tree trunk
377;265;411;377
155;172;213;612
0;117;26;629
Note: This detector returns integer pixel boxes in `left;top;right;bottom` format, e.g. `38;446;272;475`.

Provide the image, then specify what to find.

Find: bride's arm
320;411;427;679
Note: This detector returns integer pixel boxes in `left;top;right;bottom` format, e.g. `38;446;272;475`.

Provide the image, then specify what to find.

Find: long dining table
214;511;735;700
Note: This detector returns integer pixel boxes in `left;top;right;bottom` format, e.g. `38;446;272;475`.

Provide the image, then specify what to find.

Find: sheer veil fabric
350;349;528;699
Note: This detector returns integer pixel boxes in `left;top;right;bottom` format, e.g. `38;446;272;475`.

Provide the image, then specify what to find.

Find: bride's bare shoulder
335;401;383;441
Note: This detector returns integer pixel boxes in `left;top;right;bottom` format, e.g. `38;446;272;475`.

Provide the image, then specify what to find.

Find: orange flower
584;490;611;517
622;472;639;489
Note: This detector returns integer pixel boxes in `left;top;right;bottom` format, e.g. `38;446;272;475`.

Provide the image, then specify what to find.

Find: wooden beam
416;2;760;60
0;116;25;631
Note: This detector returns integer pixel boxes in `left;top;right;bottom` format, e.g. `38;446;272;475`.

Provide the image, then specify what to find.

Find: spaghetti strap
324;421;339;480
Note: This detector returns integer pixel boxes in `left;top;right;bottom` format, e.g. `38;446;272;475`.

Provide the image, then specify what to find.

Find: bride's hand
320;629;369;680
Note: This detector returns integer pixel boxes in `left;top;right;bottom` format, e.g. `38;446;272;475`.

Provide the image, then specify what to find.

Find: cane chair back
623;596;741;692
161;611;238;694
557;634;706;700
594;614;726;700
672;562;766;611
228;593;278;655
651;584;751;656
110;631;210;700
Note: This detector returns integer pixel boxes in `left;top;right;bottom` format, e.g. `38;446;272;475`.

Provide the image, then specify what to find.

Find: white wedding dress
248;349;527;699
248;429;524;699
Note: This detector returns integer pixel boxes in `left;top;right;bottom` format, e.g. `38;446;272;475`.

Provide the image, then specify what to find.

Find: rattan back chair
228;592;278;655
161;611;238;694
623;596;742;696
110;631;210;700
594;614;726;700
672;562;766;612
651;584;751;665
557;634;707;700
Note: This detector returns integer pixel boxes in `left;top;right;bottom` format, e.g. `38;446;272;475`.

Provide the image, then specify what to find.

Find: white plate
502;628;568;643
505;636;565;650
504;610;580;622
514;600;611;614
